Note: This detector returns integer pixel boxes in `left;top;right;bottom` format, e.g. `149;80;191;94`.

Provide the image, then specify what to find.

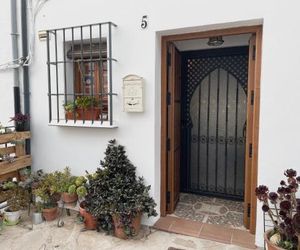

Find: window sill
48;120;118;128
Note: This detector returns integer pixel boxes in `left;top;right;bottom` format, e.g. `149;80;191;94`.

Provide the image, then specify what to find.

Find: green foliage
75;96;98;109
47;167;76;194
3;181;17;190
35;202;43;213
76;186;87;198
75;176;86;187
1;186;30;211
68;184;77;194
63;102;76;113
85;139;157;236
33;167;87;207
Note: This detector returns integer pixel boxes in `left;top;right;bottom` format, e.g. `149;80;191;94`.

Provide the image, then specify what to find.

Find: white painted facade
1;0;300;247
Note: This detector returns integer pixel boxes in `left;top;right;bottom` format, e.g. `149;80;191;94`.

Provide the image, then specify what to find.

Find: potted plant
9;113;30;132
75;96;100;120
34;184;58;221
2;183;30;225
76;172;97;230
79;200;97;230
32;202;43;225
53;167;78;203
33;172;61;221
0;212;3;230
85;140;157;239
63;101;78;120
256;169;300;250
4;204;21;226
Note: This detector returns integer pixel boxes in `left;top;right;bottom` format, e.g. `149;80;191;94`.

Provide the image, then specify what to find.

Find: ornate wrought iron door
181;47;248;200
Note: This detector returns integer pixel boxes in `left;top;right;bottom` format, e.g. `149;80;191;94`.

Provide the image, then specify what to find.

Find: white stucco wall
0;0;15;126
1;0;300;247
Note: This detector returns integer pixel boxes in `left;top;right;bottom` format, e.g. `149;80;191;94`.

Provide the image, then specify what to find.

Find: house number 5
141;15;148;29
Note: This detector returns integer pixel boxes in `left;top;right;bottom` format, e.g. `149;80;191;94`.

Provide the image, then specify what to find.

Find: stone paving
0;211;252;250
171;193;245;229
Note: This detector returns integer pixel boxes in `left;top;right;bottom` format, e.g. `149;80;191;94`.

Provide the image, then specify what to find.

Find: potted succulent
63;101;78;120
79;200;97;230
75;96;100;121
85;140;157;239
0;212;3;230
53;167;78;203
33;172;60;221
34;185;58;221
256;169;300;250
9;113;30;132
78;172;97;230
42;167;87;204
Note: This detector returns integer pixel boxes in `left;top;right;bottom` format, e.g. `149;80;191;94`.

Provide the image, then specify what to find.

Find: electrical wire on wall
0;0;49;71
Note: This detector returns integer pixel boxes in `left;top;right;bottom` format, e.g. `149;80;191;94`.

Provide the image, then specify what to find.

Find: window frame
46;22;117;127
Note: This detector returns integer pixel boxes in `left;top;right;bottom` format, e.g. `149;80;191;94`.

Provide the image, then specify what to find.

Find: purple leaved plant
9;113;30;123
256;169;300;250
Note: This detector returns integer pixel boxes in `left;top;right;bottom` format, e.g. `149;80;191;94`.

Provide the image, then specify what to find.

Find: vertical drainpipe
21;0;31;154
11;0;20;114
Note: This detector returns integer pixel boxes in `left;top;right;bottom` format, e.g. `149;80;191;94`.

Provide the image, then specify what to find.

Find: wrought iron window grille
46;22;117;127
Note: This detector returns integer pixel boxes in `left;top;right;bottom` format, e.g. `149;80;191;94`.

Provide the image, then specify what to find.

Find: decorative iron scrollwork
191;135;245;145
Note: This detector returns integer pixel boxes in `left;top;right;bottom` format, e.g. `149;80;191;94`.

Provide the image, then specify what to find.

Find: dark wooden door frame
160;25;263;234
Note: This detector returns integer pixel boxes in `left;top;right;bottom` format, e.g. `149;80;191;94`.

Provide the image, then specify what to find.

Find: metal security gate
181;47;249;200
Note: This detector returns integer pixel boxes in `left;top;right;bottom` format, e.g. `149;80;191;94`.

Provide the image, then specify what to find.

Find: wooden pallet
0;131;31;181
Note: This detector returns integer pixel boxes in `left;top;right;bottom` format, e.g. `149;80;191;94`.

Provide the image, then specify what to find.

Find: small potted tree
9;113;30;132
85;140;157;239
256;169;300;250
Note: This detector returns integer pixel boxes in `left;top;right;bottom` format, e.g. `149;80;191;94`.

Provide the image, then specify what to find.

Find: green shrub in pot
85;139;157;238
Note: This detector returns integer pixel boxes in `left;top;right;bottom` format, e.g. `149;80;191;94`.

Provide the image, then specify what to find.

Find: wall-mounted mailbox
123;75;144;112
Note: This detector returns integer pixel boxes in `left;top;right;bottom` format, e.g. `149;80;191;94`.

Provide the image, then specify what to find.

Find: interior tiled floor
170;193;245;230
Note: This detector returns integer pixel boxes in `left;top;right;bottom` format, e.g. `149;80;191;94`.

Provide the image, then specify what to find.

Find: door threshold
153;216;256;249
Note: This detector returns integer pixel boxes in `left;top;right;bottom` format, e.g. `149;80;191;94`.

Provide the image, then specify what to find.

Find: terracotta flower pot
61;192;78;203
42;207;58;221
77;108;100;121
112;213;142;239
264;230;284;250
79;202;97;230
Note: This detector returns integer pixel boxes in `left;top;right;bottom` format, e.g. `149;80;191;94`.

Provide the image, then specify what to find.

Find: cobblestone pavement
0;211;252;250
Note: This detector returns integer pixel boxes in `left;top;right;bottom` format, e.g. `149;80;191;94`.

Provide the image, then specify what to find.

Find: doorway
181;46;248;200
160;25;262;234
